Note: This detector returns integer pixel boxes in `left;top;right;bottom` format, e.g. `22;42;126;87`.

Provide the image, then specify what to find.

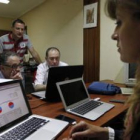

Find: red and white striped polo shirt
0;33;32;64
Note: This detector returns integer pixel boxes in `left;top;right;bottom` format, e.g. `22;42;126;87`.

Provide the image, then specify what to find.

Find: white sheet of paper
0;79;13;83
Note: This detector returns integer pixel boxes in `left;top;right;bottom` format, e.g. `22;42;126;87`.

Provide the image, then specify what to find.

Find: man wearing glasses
0;52;22;80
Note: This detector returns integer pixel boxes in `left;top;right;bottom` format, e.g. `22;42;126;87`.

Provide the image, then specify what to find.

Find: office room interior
0;0;124;84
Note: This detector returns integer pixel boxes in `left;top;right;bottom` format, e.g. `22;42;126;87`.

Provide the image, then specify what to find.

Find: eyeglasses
3;64;22;69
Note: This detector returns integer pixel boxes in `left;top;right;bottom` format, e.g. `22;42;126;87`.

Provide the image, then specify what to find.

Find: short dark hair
46;47;60;58
12;19;25;27
0;52;19;65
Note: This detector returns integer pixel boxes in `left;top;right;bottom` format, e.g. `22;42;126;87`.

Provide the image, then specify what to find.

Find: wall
0;0;125;83
100;0;124;83
21;0;83;65
0;17;13;30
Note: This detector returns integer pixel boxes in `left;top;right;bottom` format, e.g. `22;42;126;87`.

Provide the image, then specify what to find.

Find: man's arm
34;84;46;91
34;63;47;91
28;47;42;64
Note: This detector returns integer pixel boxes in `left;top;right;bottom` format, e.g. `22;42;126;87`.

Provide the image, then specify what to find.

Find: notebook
0;80;68;140
56;78;115;121
32;65;84;102
121;87;133;95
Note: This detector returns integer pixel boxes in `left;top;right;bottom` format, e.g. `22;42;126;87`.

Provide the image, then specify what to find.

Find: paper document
0;79;13;83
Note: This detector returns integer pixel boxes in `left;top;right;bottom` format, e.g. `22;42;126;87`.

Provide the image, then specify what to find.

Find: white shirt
34;61;68;86
108;127;115;140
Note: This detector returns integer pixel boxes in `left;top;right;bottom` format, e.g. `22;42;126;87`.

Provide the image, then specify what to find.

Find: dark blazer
115;130;123;140
131;121;140;140
114;121;140;140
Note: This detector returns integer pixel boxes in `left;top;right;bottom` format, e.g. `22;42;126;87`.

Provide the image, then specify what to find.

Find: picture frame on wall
83;2;98;28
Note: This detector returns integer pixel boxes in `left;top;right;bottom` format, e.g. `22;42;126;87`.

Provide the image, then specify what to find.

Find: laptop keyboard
0;117;49;140
71;100;103;115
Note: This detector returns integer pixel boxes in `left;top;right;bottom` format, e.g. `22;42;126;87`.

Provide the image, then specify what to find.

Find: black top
131;120;140;140
114;120;140;140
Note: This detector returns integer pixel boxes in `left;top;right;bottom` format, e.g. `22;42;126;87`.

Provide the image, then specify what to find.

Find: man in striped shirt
0;19;42;65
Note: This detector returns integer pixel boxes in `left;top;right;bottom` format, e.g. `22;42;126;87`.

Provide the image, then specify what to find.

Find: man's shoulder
23;34;29;38
0;34;9;41
38;62;48;69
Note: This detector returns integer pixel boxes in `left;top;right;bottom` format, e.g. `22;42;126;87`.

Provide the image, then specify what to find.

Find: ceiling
0;0;47;18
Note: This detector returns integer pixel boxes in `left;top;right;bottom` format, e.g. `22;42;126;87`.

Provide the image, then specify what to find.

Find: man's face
46;50;60;66
0;56;21;78
12;22;25;40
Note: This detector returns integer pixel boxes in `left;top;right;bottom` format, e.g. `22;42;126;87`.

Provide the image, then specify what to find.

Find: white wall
0;0;125;83
100;0;124;83
21;0;83;65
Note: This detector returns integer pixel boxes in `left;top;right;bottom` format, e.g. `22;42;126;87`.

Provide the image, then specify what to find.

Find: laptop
0;80;68;140
56;78;115;121
32;65;84;102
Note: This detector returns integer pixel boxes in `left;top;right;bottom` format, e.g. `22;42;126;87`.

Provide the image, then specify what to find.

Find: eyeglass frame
2;63;23;69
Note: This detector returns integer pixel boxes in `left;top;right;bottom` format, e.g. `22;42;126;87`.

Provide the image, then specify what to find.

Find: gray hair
0;52;19;65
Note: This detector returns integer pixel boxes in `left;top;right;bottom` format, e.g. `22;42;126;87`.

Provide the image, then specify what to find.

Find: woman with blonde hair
63;0;140;140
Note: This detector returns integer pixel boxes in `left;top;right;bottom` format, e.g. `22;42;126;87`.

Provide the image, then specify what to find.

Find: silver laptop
56;78;115;121
0;80;68;140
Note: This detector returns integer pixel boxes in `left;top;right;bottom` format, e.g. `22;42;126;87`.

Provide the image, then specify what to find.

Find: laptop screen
59;79;88;106
0;80;31;131
46;65;84;102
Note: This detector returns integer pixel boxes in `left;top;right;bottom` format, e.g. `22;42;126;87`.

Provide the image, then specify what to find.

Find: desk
28;93;129;140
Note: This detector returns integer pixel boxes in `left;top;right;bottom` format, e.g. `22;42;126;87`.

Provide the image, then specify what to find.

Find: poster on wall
83;2;98;28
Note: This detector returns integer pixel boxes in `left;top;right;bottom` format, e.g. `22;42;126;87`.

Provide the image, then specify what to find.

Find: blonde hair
105;0;140;139
124;63;140;138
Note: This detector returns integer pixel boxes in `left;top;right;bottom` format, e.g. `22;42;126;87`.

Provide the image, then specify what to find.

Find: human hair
0;52;19;65
105;0;140;20
46;47;60;58
105;0;140;139
12;19;25;28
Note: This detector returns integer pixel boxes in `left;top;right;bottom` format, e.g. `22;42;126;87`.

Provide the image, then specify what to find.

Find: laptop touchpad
26;129;55;140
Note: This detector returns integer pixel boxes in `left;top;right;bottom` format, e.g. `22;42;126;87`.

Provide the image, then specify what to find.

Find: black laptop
31;65;84;102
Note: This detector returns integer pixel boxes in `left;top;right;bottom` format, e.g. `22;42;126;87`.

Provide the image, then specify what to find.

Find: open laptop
0;80;68;140
56;78;115;121
32;65;84;102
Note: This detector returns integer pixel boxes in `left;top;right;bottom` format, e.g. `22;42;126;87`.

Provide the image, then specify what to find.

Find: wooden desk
28;93;129;140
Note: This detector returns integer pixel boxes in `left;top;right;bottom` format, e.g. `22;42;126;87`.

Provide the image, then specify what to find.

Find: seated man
34;47;68;91
0;52;22;80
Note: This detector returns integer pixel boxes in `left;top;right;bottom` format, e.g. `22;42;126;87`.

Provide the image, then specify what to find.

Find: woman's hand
63;121;109;140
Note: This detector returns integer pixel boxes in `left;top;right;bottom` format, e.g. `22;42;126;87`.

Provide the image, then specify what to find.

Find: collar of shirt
8;32;23;42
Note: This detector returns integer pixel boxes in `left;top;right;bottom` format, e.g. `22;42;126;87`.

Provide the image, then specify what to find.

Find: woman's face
112;6;140;63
